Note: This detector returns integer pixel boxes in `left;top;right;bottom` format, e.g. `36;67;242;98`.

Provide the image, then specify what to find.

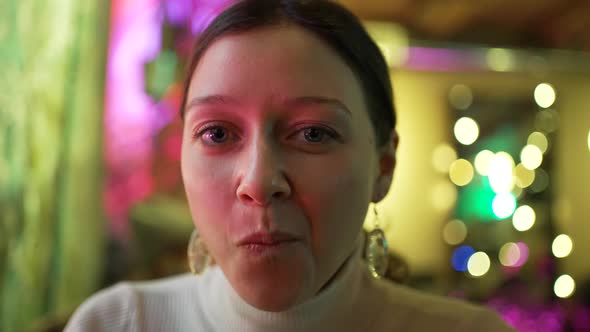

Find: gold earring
365;204;389;279
187;229;213;275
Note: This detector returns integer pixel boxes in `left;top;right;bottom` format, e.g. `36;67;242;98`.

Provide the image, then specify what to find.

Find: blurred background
1;0;590;331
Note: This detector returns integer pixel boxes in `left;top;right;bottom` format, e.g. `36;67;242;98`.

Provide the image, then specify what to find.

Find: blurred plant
0;0;109;330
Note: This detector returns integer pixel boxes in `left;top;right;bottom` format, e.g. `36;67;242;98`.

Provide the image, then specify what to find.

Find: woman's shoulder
64;281;140;332
368;277;515;331
130;273;198;297
64;274;199;332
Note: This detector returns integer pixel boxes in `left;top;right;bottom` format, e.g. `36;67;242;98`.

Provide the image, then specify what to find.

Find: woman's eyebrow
185;94;240;114
283;96;352;117
185;94;352;117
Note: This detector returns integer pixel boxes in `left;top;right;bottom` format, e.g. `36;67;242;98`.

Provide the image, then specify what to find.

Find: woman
66;0;514;331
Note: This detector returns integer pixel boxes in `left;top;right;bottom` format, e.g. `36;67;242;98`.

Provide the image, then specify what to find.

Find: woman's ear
372;130;399;203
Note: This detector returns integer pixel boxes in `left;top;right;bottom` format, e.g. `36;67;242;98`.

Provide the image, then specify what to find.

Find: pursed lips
237;231;301;246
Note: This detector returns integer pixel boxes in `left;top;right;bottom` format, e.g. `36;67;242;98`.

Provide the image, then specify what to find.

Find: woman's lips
237;231;300;246
237;232;301;254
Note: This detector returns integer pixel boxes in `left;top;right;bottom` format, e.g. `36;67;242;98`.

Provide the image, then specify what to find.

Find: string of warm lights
438;82;579;299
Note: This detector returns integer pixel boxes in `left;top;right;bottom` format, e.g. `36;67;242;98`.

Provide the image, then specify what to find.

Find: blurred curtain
0;0;109;330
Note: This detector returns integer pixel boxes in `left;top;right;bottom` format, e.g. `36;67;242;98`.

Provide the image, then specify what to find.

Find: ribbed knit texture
65;242;515;332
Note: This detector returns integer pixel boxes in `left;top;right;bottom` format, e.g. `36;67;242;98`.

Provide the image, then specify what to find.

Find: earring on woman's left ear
365;204;389;279
187;228;214;275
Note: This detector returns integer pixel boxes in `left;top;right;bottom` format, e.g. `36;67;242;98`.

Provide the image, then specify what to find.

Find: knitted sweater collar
198;236;369;332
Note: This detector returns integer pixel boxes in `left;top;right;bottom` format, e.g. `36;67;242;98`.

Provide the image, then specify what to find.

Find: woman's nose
236;140;291;206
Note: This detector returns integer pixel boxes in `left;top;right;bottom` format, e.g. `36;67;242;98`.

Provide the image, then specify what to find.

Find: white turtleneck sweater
65;244;514;332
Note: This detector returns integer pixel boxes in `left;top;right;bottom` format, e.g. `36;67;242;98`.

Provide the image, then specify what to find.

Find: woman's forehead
186;24;366;112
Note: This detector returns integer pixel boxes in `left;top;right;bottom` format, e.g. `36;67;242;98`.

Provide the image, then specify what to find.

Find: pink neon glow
514;242;529;267
191;0;237;33
405;47;485;72
105;0;162;235
105;0;234;236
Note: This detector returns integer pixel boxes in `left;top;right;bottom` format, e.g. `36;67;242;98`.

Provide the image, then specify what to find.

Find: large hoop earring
365;204;389;279
187;229;213;275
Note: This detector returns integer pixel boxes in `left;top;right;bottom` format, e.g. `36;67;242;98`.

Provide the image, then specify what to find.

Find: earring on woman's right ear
187;229;213;275
365;204;389;279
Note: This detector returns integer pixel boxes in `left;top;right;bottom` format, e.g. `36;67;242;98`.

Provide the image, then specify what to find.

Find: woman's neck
197;235;372;331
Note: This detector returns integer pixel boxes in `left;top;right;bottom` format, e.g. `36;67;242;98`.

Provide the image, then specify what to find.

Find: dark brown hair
180;0;396;147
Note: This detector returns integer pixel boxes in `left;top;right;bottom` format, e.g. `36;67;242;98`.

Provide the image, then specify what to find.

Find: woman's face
182;24;395;311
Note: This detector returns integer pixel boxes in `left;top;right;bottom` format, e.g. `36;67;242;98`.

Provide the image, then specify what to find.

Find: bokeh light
514;163;535;188
552;234;574;258
492;193;517;219
554;274;575;298
535;109;560;133
364;21;409;67
534;83;556;108
488;152;515;193
431;180;458;211
443;219;468;245
452;245;475;272
496;242;530;269
467;251;491;277
454;117;479;145
515;242;530;267
432;143;457;173
449;159;474;186
521;145;543;170
511;186;524;199
449;84;473;110
499;242;520;267
530;168;549;193
527;131;549;153
486;48;514;72
474;150;495;176
512;205;536;231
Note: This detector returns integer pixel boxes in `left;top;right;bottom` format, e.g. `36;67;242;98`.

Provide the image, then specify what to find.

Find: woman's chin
229;248;315;312
241;285;304;312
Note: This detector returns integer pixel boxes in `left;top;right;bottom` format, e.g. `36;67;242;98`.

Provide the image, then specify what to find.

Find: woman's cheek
304;151;370;194
189;159;232;201
295;157;368;221
183;157;235;255
182;149;233;213
322;155;372;215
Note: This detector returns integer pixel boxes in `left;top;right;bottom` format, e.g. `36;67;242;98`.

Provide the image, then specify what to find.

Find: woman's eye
303;127;326;142
296;126;337;144
194;125;235;145
204;127;228;143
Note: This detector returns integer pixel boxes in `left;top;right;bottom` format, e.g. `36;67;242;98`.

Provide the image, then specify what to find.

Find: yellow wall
553;76;590;281
379;69;590;280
